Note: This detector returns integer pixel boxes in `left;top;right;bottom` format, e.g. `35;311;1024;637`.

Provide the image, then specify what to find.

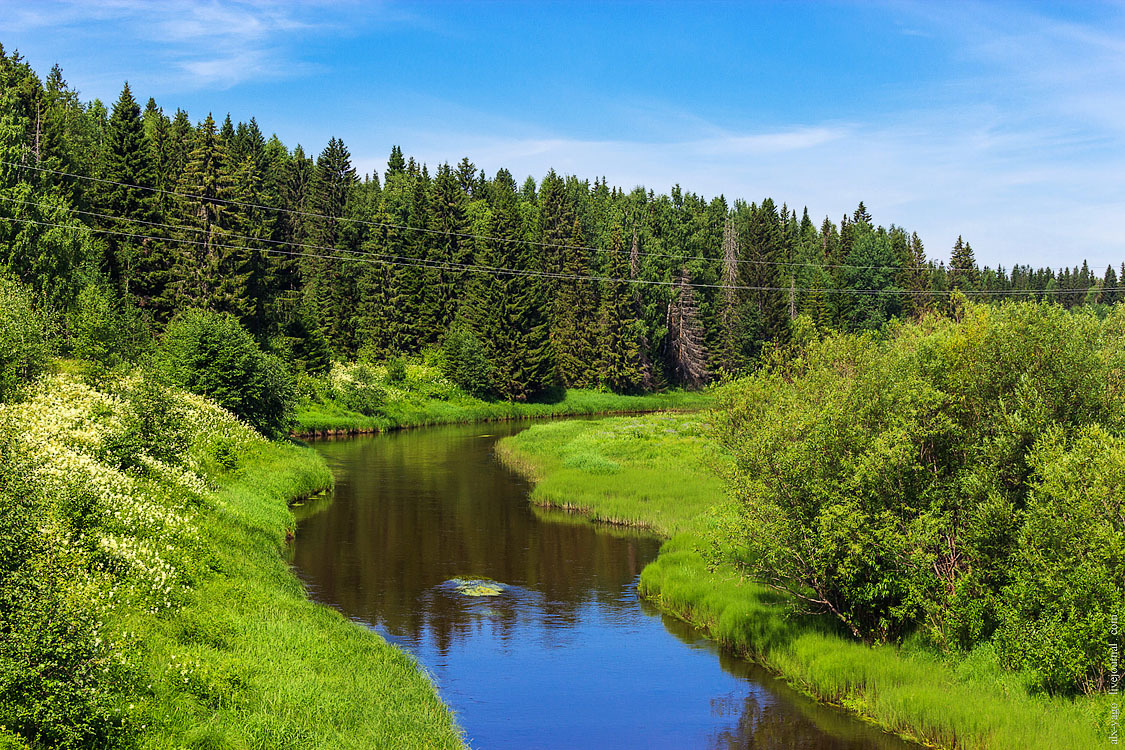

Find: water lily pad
449;577;504;597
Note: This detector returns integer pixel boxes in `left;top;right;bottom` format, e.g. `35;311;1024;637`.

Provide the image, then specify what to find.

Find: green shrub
442;328;494;399
333;363;385;416
995;425;1125;694
155;309;295;438
711;301;1125;693
384;356;407;385
68;283;150;377
0;276;51;402
0;426;130;749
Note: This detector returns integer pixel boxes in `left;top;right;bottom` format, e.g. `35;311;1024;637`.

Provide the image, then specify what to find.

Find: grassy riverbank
294;359;713;435
497;414;1108;750
0;374;461;749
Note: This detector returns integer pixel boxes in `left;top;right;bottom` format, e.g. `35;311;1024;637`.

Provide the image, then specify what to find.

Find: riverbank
496;414;1108;750
0;374;462;749
295;374;714;437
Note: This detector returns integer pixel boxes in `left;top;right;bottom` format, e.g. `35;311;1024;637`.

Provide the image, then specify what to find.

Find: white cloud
0;0;356;90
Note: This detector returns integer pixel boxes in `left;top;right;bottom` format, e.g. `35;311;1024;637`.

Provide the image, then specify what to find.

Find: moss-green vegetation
496;414;725;535
497;364;1110;750
0;373;461;749
295;357;713;435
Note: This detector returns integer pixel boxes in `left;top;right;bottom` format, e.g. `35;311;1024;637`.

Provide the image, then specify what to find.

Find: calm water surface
292;422;917;749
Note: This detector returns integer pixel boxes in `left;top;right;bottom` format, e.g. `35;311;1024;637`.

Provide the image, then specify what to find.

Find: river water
291;421;917;749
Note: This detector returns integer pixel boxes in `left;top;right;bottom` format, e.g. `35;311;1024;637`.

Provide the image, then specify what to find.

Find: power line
0;212;1087;298
3;156;950;273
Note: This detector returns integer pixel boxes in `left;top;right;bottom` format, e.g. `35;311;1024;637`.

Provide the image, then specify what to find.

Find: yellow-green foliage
712;302;1125;693
298;355;714;434
501;406;1108;749
497;414;727;535
0;373;461;749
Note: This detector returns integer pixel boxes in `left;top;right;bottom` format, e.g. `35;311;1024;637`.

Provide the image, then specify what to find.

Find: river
291;421;918;749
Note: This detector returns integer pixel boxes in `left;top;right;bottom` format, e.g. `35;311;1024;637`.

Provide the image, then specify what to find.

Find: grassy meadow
0;373;461;749
294;358;714;435
497;411;1110;750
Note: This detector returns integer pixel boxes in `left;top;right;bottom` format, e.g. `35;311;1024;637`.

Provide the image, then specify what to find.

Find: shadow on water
291;422;918;750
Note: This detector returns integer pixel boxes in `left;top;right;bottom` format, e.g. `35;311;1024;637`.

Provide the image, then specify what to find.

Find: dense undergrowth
294;356;713;434
498;303;1119;750
0;373;461;749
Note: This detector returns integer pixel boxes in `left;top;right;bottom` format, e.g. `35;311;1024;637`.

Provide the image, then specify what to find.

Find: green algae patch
449;577;505;597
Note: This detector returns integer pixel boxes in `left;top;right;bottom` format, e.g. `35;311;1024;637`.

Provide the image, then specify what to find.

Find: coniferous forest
2;47;1122;402
0;41;1122;750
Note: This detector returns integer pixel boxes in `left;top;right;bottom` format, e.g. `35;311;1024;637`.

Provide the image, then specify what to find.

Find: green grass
295;359;714;434
0;374;462;749
497;414;1111;750
130;441;463;749
496;414;726;535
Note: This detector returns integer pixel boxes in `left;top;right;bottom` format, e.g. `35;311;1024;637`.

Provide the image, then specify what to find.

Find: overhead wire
2;156;963;274
0;211;1087;298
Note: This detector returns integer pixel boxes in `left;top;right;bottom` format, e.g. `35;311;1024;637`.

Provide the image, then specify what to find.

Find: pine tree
301;137;357;352
715;214;745;372
460;172;555;401
1103;264;1119;306
743;198;789;346
386;145;405;181
426;163;469;335
900;232;930;320
553;218;599;387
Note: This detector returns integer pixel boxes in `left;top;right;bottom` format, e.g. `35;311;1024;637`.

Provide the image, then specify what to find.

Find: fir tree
949;235;979;290
97;82;162;299
426;163;469;335
1103;264;1119;306
173;113;249;318
302;137;357;352
597;224;645;392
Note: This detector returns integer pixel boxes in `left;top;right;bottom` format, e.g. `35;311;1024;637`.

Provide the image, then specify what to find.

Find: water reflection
292;423;916;749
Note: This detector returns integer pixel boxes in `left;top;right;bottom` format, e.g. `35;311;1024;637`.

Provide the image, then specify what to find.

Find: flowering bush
0;373;268;747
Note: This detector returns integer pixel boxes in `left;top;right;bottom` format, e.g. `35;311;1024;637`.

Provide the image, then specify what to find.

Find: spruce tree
597;224;645;392
949;235;979;290
173;113;250;318
460;172;555;401
1103;264;1119;306
301;137;357;353
426;163;469;335
97;82;163;301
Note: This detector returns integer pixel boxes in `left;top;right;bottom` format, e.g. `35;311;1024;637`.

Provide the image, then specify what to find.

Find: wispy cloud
0;0;362;90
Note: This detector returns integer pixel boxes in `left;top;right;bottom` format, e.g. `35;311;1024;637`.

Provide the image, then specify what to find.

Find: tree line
2;46;1121;399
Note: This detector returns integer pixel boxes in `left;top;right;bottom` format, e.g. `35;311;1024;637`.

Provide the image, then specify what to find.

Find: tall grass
496;414;726;535
0;374;462;749
499;414;1110;750
295;359;713;434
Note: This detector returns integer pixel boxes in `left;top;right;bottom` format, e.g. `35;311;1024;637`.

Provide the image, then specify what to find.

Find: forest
2;44;1122;406
0;42;1121;750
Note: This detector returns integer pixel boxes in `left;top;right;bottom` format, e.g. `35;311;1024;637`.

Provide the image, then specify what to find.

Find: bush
0;276;51;402
69;283;151;380
331;363;385;416
442;328;494;399
0;423;130;749
710;301;1125;693
155;309;295;438
384;356;407;385
995;425;1125;694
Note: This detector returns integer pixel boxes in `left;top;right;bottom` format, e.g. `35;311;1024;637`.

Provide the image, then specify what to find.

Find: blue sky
2;0;1124;271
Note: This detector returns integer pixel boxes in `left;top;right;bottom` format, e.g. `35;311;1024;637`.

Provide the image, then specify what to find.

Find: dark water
291;422;917;749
